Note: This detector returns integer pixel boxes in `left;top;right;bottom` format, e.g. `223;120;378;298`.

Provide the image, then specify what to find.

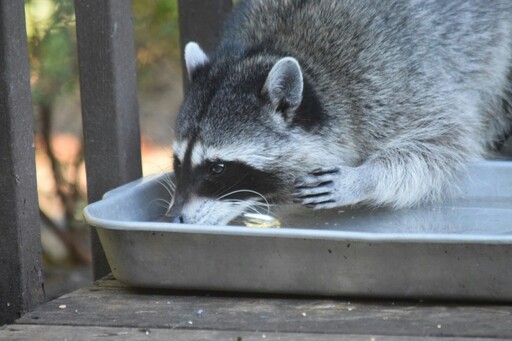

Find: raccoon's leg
293;135;481;210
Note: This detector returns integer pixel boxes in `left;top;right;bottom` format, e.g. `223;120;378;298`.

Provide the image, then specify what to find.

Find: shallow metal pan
84;161;512;301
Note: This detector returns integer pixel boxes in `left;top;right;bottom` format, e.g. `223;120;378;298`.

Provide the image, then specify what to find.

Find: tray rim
84;208;512;245
83;160;512;245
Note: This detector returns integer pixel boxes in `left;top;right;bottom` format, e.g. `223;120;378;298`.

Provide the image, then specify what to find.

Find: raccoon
167;0;512;225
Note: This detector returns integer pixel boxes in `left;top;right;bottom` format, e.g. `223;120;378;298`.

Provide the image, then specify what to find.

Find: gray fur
172;0;512;225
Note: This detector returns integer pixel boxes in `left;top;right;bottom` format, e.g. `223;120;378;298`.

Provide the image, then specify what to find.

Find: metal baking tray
84;161;512;301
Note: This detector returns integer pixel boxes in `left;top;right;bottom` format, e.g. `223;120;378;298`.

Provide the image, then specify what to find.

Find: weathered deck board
11;278;512;339
1;325;507;341
0;0;44;325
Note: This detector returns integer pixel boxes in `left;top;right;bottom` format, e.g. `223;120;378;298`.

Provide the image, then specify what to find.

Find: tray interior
83;161;512;239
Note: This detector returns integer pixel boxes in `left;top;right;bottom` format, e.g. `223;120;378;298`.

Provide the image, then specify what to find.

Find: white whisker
222;199;270;208
157;180;173;196
223;200;267;215
149;198;172;210
157;176;177;217
216;189;270;214
159;174;176;192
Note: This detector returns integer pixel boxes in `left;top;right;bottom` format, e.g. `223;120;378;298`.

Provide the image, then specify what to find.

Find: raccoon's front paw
292;166;371;209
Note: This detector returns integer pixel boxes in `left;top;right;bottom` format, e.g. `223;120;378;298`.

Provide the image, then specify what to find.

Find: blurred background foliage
26;0;181;99
25;0;184;298
133;1;180;89
26;0;76;109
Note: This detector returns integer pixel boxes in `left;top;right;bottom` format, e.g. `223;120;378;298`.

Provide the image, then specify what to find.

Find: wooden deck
2;275;512;340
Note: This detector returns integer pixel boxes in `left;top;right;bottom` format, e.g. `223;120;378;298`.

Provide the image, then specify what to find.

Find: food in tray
242;213;281;228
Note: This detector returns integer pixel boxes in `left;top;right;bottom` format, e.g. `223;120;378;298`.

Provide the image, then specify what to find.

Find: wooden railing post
178;0;233;89
0;0;44;324
75;0;142;279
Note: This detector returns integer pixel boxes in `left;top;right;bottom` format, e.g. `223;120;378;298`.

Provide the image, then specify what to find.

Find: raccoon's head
166;42;326;225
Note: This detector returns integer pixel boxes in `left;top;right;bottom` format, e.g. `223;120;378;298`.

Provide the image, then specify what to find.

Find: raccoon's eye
209;162;225;175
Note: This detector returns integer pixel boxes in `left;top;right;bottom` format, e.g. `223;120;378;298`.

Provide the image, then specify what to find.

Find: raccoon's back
223;0;512;84
220;0;512;148
222;0;512;78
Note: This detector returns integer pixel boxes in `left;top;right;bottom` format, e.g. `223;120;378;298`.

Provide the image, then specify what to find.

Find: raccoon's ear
262;57;303;118
184;42;209;80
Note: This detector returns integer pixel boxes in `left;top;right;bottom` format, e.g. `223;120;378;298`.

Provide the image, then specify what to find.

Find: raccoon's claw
305;201;338;210
293;167;340;207
292;188;337;207
293;182;334;197
293;165;371;209
310;166;340;176
294;167;340;187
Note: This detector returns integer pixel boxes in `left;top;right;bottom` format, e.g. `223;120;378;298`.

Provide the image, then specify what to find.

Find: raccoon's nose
164;206;185;224
170;216;185;224
165;194;186;223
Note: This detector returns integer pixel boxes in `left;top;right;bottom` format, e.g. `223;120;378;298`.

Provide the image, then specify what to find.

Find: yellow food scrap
243;213;281;228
